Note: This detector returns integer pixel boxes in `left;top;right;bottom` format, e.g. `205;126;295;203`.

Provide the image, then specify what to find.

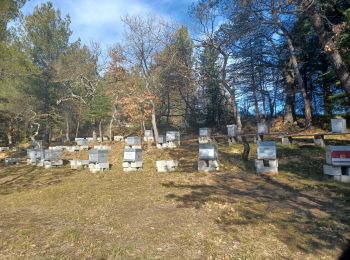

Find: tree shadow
162;159;350;254
0;164;76;195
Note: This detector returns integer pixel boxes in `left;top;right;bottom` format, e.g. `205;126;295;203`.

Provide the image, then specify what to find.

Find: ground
0;136;349;259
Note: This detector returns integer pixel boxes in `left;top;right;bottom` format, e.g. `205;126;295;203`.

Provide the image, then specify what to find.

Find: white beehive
94;145;111;150
325;146;350;166
27;149;45;164
123;148;142;162
44;149;62;161
126;136;142;148
5;158;21;165
199;128;211;137
89;149;109;163
114;136;124;141
76;138;88;147
257;141;276;160
144;130;153;137
331;119;347;133
0;147;10;152
199;144;218;160
227;125;237;137
257;123;269;134
166;131;180;141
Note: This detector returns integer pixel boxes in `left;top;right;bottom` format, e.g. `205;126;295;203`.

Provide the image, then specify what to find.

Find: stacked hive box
42;149;63;169
0;147;9;152
5;158;21;165
257;123;269;134
70;160;89;170
331;119;347;133
323;146;350;182
144;130;154;142
198;128;212;144
88;149;110;173
156;135;167;149
123;148;142;172
255;141;278;174
94;145;111;150
113;136;124;141
166;131;180;148
27;149;45;165
227;124;237;145
198;144;219;172
75;138;89;150
156;160;178;172
126;137;142;149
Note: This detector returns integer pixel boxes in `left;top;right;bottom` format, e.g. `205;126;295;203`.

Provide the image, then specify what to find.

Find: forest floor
0;137;350;259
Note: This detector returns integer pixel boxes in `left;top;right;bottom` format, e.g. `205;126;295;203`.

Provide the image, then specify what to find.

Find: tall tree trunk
321;57;332;117
272;4;312;126
302;1;350;100
66;117;70;142
284;68;296;124
99;120;103;143
75;120;80;139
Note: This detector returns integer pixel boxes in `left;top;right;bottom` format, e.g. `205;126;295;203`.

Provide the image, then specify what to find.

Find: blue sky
21;0;196;51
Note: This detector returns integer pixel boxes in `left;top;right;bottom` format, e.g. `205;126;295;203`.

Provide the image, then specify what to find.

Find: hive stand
156;160;178;172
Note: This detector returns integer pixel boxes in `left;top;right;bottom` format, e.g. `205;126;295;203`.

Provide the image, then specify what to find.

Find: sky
21;0;196;52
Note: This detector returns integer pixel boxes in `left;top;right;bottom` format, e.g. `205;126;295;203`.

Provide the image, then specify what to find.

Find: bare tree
121;14;172;142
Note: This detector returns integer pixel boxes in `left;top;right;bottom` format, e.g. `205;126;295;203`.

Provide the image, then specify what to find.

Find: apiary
198;144;219;172
257;122;269;134
199;128;212;144
126;136;142;149
123;148;142;172
331;119;347;133
166;131;180;148
156;160;178;172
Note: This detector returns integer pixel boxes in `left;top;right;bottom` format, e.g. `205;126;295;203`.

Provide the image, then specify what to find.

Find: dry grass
0;138;349;259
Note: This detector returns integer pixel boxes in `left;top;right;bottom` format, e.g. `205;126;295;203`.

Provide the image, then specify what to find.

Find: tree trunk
284;68;296;124
7;133;12;146
75;120;80;139
272;4;312;126
150;102;159;143
99;120;103;143
66;117;70;142
303;1;350;100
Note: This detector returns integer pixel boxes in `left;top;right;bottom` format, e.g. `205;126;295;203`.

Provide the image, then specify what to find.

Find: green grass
0;138;349;259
